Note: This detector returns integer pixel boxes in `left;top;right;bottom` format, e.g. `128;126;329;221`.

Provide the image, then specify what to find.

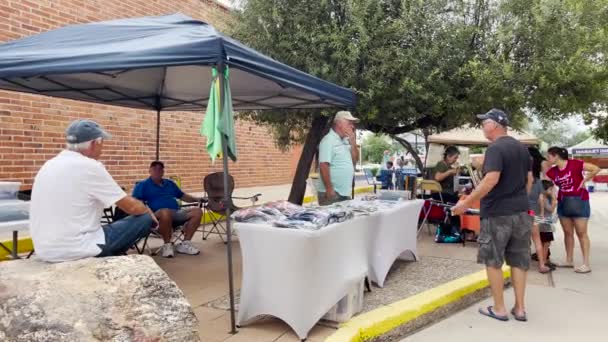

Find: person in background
545;147;600;273
132;161;204;258
528;147;552;274
453;109;532;322
30;120;157;262
539;180;558;269
380;161;395;190
317;111;359;205
433;146;461;204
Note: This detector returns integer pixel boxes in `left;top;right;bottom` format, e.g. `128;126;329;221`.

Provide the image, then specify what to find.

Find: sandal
539;266;552;274
575;265;591;274
545;261;557;270
479;306;509;321
510;308;527;322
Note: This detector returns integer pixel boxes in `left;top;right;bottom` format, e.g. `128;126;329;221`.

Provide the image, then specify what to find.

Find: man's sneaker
175;241;200;255
160;243;174;258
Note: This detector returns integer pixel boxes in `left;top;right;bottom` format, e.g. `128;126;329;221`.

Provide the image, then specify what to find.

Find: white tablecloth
235;199;423;339
367;200;424;287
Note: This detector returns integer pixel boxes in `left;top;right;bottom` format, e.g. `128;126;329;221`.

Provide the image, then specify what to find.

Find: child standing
539;180;558;268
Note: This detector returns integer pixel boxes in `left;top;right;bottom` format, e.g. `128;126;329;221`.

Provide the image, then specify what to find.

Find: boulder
0;255;199;342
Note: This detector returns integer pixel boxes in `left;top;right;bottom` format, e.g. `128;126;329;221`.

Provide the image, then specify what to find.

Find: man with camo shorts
453;109;533;322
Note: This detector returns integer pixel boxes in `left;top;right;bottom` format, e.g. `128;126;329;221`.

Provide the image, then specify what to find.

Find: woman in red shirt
546;147;600;273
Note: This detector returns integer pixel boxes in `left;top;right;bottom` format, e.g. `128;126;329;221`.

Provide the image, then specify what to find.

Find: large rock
0;255;199;342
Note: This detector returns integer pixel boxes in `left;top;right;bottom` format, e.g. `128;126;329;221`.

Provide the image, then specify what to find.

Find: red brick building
0;0;300;193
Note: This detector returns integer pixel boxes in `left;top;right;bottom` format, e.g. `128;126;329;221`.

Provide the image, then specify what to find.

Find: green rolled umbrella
201;66;237;162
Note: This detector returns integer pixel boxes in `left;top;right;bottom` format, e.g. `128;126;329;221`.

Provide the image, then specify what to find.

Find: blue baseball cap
477;108;510;126
65;119;111;144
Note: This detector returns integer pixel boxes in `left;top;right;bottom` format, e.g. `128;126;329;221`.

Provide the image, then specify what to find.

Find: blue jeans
96;213;154;257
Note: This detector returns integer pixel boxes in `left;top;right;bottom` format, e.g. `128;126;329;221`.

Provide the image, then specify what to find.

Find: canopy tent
427;124;540;146
568;137;608;156
0;13;356;333
0;13;356;159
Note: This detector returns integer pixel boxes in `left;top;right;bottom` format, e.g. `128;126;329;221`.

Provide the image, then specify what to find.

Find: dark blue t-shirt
132;178;184;212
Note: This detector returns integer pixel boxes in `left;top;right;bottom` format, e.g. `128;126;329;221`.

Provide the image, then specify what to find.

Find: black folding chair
201;172;261;243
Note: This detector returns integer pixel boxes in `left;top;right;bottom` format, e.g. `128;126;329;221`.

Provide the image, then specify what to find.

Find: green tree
231;0;608;203
532;121;591;147
362;134;392;164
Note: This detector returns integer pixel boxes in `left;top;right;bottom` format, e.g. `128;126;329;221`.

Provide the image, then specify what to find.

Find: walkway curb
326;266;511;342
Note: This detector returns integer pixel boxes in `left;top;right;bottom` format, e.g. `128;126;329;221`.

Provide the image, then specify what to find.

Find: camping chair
363;169;382;193
417;180;448;236
101;207;114;224
202;172;261;243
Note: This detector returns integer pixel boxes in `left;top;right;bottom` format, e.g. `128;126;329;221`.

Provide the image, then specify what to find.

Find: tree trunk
393;135;424;172
288;115;329;204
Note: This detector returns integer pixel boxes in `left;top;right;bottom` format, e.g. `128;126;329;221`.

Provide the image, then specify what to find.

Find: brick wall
0;0;299;193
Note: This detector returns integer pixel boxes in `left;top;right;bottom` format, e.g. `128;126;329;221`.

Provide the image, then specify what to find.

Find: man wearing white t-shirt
30;119;158;262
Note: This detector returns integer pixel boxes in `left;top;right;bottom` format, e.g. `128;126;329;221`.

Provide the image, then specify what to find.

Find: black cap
477;108;510;127
65;119;111;144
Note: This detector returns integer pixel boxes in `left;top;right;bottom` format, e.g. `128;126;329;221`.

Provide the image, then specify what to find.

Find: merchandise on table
232;207;285;223
264;201;303;216
232;200;358;230
274;219;321;230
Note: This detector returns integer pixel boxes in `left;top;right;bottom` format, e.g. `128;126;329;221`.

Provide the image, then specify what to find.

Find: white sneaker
160;243;174;258
175;241;200;255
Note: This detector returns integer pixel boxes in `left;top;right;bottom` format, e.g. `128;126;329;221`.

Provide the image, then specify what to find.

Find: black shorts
540;232;554;243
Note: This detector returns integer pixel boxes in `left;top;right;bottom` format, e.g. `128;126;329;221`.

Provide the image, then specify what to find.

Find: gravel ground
363;255;483;312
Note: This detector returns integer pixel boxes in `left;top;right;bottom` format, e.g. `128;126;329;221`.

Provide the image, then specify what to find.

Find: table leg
12;230;20;259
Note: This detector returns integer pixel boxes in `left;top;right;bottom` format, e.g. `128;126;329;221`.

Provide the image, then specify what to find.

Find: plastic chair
202;172;261;243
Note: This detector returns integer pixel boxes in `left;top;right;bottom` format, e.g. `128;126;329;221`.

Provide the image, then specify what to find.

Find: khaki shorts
155;208;191;227
477;212;532;270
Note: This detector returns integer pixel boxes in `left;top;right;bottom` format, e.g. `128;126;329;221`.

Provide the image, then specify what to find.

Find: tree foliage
229;0;608;202
233;0;606;141
533;121;591;147
362;134;392;164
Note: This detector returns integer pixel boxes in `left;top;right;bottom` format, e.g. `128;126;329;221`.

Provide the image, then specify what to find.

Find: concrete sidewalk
402;192;608;341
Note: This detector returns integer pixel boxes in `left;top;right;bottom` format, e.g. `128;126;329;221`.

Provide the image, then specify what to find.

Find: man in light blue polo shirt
317;111;359;205
133;161;203;258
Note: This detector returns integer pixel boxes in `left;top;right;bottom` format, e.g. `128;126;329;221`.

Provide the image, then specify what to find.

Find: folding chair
101;207;114;224
417;180;448;236
363;169;382;193
202;172;261;243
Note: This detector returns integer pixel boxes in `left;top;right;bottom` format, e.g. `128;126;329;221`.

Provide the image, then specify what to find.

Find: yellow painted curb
0;238;34;261
326;266;511;342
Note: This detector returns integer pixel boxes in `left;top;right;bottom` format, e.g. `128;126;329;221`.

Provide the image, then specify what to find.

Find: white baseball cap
334;110;359;122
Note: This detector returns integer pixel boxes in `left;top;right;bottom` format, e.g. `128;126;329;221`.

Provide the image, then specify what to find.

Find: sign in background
572;148;608;155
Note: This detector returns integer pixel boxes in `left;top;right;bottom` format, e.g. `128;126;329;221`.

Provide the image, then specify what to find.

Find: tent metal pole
218;62;238;335
155;108;161;161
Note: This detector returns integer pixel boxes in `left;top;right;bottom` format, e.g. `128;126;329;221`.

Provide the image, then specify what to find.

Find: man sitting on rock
30;120;158;262
132;161;203;258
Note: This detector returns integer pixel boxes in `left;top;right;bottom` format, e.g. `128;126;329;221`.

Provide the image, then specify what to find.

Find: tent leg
218;62;237;335
156;109;161;161
222;135;237;335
